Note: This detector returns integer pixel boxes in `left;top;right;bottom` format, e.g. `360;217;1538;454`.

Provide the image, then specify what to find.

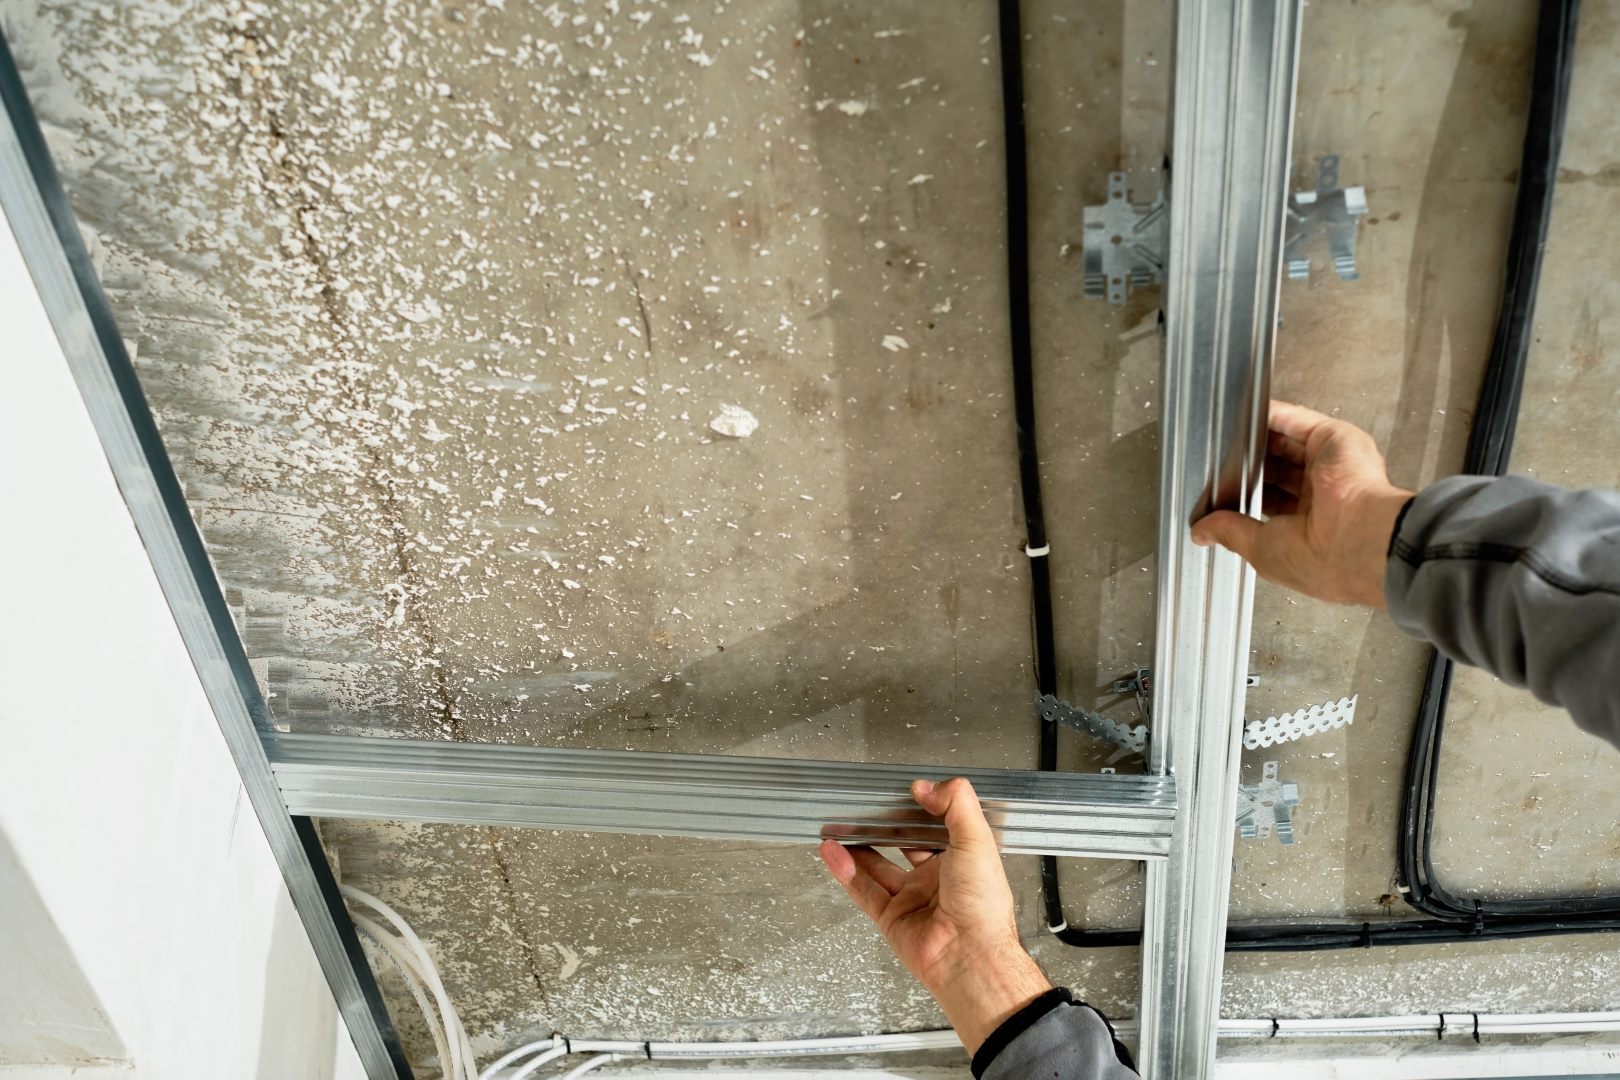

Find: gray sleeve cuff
1383;474;1498;631
1384;474;1620;743
976;995;1138;1080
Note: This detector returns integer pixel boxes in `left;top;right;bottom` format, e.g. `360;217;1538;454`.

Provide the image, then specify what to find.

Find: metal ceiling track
1;0;1298;1071
270;732;1177;859
1134;1;1302;1078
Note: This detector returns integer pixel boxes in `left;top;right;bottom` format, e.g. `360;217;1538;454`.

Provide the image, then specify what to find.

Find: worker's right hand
1191;400;1414;608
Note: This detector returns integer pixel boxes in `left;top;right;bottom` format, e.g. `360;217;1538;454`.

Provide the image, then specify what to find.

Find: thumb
912;778;996;854
1190;509;1262;561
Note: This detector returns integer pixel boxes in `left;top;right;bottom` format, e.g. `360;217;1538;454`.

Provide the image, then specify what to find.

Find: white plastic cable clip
1047;920;1068;934
1025;542;1051;557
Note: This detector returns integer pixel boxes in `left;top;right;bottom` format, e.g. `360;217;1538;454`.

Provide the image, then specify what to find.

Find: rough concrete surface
7;0;1619;1074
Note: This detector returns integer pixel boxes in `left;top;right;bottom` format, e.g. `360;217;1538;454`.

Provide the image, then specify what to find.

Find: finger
819;838;855;881
1262;484;1299;519
1264;455;1305;497
1268;400;1336;446
1190;509;1262;560
900;848;938;867
819;840;891;922
1267;428;1308;469
912;778;995;853
849;846;908;893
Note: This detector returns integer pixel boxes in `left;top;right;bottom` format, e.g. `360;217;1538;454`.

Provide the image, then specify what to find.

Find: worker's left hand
818;777;1052;1054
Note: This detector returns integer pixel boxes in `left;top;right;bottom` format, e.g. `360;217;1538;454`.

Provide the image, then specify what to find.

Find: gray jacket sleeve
1386;474;1620;744
972;989;1138;1079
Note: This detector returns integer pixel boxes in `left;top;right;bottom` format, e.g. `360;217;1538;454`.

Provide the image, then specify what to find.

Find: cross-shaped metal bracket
1236;760;1301;845
1284;154;1368;282
1082;171;1168;304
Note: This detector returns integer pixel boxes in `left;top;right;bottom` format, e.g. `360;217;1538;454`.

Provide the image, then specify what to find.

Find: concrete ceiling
9;0;1620;1073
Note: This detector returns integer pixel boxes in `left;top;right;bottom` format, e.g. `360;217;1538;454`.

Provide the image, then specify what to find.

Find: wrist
923;939;1052;1055
1346;484;1415;608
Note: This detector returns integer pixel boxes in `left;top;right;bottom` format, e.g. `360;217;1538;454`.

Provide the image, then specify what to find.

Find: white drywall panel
0;193;364;1078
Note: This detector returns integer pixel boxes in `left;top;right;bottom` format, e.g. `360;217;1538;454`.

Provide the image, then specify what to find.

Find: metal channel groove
0;32;411;1080
270;734;1178;860
1136;1;1302;1078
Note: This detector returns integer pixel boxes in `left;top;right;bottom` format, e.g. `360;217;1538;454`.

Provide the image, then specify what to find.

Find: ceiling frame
0;0;1299;1074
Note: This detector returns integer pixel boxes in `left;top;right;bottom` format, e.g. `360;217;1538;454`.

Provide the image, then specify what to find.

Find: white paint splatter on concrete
708;404;758;439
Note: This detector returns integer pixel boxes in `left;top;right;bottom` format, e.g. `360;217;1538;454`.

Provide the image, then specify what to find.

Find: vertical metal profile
0;32;410;1080
1135;1;1301;1078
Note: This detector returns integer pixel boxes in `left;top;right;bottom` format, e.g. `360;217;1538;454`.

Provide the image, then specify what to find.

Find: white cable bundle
342;884;477;1080
341;880;963;1079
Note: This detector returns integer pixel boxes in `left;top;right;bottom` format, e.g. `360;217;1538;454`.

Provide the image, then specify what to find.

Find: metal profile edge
1136;1;1302;1078
268;734;1178;860
0;31;410;1080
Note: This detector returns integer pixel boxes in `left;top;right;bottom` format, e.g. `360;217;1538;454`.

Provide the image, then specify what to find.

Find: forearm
1386;475;1620;743
922;941;1052;1055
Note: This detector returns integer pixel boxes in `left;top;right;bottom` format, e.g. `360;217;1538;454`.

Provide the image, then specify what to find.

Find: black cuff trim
970;987;1072;1078
1387;494;1418;559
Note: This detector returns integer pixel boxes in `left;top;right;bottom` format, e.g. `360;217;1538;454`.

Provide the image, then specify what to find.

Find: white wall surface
0;195;367;1079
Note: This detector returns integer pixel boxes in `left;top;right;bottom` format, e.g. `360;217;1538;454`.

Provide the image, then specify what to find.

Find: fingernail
1190;533;1210;547
913;778;935;795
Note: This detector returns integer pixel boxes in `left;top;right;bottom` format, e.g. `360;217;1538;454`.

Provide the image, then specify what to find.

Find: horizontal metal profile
268;733;1178;860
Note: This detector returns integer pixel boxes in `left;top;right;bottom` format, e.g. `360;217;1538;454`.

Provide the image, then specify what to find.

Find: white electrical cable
504;1045;569;1080
478;1038;561;1080
647;1031;961;1058
342;885;477;1080
355;920;455;1079
557;1054;622;1079
347;901;471;1080
479;1011;1620;1077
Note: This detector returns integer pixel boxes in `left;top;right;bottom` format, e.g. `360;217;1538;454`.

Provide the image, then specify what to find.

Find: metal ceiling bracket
1236;761;1302;845
1083;171;1169;304
1136;2;1302;1078
269;733;1178;860
1036;693;1150;756
1243;694;1357;749
1108;666;1259;727
1284;154;1368;281
1111;667;1157;721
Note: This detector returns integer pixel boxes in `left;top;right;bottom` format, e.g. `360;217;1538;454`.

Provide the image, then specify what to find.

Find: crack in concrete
225;4;554;1015
617;249;655;360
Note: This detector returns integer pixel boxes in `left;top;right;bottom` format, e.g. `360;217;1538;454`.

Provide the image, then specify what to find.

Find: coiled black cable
1396;0;1617;925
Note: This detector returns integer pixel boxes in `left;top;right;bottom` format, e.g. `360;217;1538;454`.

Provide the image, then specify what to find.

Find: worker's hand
819;778;1051;1054
1191;400;1414;608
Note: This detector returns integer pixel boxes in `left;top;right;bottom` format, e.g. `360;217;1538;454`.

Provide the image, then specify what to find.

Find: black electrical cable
998;0;1610;951
1397;0;1616;925
992;0;1069;934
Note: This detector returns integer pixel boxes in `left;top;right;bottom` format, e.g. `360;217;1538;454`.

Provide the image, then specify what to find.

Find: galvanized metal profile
1135;1;1301;1078
269;733;1179;860
0;33;410;1080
